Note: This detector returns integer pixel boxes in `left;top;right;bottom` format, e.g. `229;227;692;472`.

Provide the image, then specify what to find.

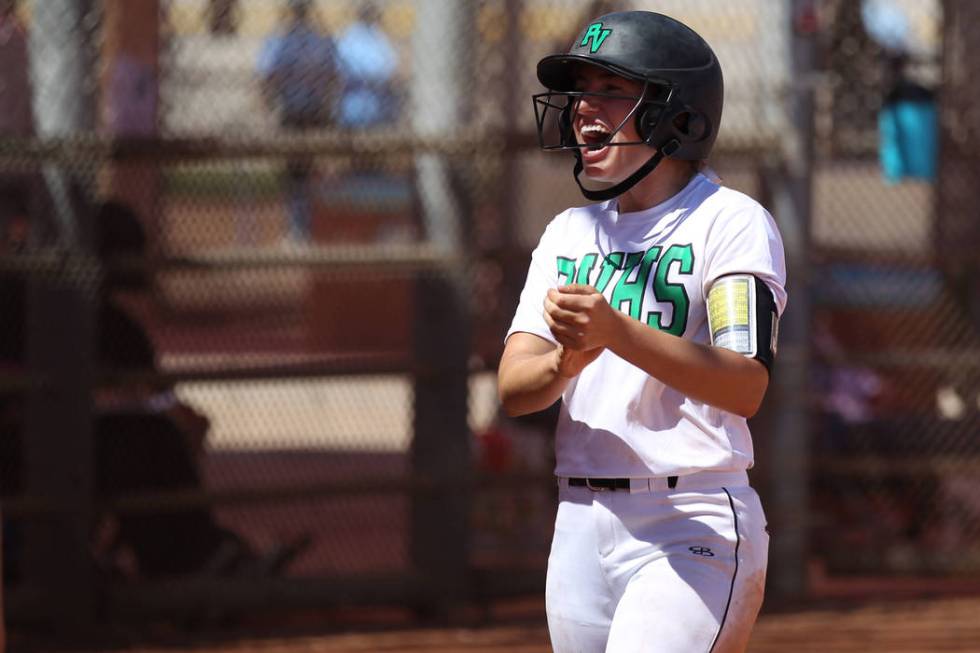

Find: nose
574;94;600;117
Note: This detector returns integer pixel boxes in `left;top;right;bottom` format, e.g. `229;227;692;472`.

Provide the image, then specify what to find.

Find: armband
706;274;779;373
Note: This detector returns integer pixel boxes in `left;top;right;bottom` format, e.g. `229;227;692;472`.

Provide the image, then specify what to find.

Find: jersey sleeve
504;215;565;346
703;202;788;316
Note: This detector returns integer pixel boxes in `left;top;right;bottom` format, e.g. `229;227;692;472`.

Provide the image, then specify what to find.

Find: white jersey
506;173;787;478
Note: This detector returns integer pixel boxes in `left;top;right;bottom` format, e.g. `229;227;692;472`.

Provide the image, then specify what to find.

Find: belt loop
667;476;678;489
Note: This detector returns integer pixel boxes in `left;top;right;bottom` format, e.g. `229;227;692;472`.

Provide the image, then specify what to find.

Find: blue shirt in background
335;22;398;127
257;25;337;126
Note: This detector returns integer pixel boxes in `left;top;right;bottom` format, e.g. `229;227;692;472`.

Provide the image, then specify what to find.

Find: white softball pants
545;473;768;653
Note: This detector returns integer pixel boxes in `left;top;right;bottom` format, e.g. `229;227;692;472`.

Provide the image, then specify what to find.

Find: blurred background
1;0;979;651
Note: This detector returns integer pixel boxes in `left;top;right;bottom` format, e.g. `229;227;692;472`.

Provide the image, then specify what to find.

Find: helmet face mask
532;80;675;152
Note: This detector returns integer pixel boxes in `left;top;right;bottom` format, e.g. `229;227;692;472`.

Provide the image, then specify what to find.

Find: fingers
557;283;596;295
552;285;602;313
545;289;587;326
545;285;610;350
543;307;583;347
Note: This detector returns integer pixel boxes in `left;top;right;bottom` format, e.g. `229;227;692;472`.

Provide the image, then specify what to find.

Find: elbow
498;379;551;419
735;396;764;420
498;388;531;418
731;366;770;419
500;400;525;419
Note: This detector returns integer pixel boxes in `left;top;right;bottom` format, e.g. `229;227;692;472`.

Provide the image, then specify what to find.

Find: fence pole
409;0;475;614
23;0;99;628
762;0;817;600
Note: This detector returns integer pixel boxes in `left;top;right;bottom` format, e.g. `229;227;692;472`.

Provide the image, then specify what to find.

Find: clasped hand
543;284;620;377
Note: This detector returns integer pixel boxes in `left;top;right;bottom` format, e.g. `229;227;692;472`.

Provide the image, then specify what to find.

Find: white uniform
506;173;787;652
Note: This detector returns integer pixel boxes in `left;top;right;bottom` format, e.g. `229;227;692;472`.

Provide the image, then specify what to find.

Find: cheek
617;114;641;140
614;143;651;169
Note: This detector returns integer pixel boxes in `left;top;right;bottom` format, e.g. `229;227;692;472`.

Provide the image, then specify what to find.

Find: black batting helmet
533;11;724;200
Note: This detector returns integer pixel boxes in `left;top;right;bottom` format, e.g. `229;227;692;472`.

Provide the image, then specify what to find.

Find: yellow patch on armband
707;275;757;356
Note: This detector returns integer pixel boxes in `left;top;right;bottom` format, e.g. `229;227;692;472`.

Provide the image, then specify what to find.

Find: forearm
610;312;769;417
497;348;569;417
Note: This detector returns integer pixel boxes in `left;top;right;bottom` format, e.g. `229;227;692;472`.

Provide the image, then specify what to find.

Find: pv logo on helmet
581;22;612;53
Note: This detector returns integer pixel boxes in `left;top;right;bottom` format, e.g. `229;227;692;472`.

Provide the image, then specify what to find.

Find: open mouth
579;123;612;150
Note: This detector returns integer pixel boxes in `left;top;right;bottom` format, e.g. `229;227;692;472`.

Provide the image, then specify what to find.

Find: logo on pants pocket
689;546;715;557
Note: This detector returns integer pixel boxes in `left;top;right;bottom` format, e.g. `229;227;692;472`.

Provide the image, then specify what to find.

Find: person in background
257;0;338;244
332;2;407;242
0;200;302;583
90;201;307;580
878;51;937;183
335;1;398;129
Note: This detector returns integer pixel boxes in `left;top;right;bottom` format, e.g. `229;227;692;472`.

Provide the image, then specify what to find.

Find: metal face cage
531;81;674;152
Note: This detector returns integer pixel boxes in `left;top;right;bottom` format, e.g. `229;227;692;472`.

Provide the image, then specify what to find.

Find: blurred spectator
91;201;310;580
329;2;411;243
1;201;302;583
256;0;338;244
335;2;398;129
878;52;937;183
859;0;937;183
812;313;884;428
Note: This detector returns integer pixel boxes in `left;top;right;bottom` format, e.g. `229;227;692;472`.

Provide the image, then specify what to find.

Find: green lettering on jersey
610;248;660;320
594;251;625;293
575;252;599;285
556;256;577;286
646;244;694;336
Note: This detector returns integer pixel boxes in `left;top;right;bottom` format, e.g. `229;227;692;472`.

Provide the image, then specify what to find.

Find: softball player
498;11;787;653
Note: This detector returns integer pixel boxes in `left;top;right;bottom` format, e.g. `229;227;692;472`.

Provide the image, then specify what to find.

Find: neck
616;160;696;213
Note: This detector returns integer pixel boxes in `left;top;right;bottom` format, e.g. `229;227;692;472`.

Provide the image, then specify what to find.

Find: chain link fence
806;0;980;580
1;0;979;641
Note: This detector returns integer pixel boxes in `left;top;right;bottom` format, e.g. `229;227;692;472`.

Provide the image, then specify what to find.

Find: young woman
498;11;787;653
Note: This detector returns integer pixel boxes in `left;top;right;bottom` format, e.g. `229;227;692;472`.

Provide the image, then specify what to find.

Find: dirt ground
54;594;980;653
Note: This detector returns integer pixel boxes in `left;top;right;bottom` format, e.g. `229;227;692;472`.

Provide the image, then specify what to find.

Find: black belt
568;476;678;491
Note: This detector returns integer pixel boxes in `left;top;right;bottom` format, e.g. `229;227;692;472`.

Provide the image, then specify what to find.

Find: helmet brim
536;54;650;91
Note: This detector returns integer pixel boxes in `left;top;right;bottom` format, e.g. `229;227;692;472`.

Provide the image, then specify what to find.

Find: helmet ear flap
673;110;709;142
636;103;662;143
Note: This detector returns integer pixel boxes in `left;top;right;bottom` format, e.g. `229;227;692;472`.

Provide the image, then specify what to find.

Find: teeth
581;124;610;137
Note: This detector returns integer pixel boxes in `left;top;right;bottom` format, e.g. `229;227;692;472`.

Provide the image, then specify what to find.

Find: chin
583;170;625;185
581;163;618;183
